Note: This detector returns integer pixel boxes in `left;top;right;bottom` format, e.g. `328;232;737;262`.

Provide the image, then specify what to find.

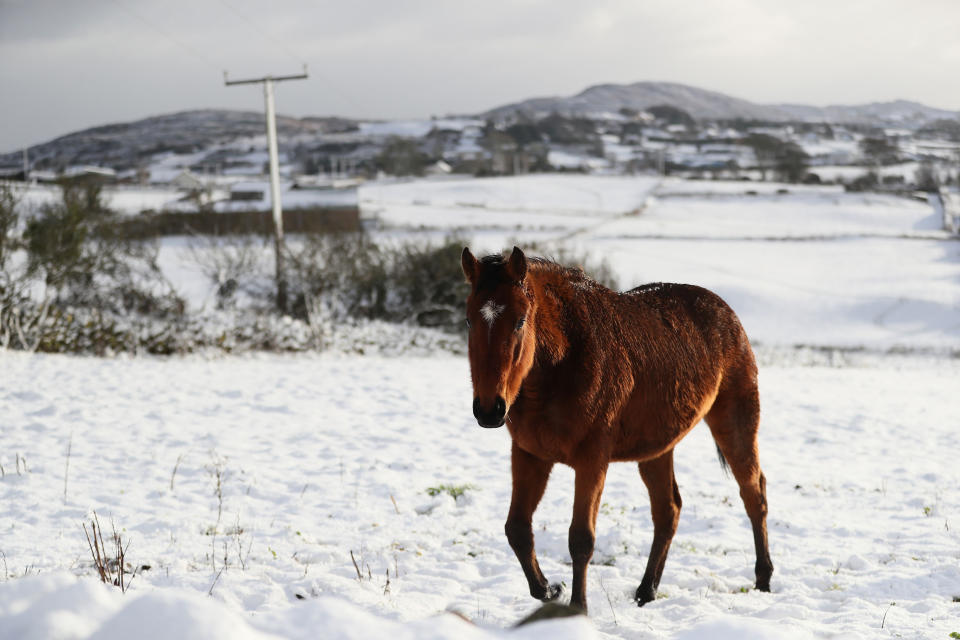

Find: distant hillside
774;100;960;126
483;81;959;127
5;83;958;175
1;110;358;172
485;81;791;122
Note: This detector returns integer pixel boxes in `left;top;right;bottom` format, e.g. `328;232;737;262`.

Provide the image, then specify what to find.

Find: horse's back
621;282;751;361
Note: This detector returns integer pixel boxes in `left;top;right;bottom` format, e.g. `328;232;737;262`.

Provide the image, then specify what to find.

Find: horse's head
461;246;537;428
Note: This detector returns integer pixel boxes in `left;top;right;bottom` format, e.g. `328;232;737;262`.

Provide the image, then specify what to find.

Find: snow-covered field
3;181;184;218
358;175;661;232
2;175;960;639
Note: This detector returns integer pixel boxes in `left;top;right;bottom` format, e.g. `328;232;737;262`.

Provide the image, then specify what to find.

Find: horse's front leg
504;441;560;601
568;460;608;612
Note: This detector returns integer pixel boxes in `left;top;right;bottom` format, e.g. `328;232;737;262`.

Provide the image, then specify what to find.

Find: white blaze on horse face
480;300;505;325
480;300;505;326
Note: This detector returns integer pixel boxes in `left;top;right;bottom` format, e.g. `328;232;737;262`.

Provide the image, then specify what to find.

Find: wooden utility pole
225;66;308;311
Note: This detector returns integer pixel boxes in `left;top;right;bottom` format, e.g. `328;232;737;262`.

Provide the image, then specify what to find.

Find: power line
109;0;365;118
104;0;227;74
216;0;306;66
214;0;366;115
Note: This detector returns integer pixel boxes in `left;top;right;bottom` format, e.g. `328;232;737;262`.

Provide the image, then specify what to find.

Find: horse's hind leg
705;374;774;592
504;442;561;602
635;449;682;606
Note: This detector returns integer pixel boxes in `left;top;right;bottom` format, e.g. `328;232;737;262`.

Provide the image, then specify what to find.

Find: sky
1;0;959;152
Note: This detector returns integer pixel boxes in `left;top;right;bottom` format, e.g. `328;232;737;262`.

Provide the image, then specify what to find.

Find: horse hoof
540;583;564;602
635;585;655;607
756;581;771;593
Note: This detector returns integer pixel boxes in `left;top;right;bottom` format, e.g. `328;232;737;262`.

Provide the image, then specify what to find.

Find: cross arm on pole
224;65;308;86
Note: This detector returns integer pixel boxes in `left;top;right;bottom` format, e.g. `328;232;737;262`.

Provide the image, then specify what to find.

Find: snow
595;236;960;351
5;177;359;220
796;138;859;165
211;181;358;213
4;182;183;217
3;174;960;639
2;352;959;638
104;187;185;214
574;179;956;352
596;191;943;241
147;150;214;184
358;175;661;232
0;573;596;640
548;150;593;170
808;162;925;183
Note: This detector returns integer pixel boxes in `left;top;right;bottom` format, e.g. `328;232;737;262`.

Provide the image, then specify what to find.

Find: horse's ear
461;247;478;284
506;246;527;283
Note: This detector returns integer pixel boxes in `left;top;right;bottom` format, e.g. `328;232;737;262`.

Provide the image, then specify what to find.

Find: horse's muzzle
473;396;506;428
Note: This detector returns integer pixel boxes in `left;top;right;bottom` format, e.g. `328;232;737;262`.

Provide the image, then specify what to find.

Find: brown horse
461;246;772;613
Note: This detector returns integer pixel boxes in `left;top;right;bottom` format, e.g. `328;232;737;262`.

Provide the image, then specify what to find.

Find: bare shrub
0;183;18;270
0;180;188;354
23;180;183;318
390;237;471;327
286;231;388;322
186;233;270;309
286;231;469;330
0;184;49;351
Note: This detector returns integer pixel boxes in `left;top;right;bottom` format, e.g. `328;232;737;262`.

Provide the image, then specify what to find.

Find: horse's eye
515;317;526;331
465;318;472;329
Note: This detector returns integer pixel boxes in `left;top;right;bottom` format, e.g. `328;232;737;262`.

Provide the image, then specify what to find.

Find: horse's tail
716;444;730;476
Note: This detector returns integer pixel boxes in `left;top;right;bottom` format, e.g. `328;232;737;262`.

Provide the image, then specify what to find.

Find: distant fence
119;206;361;238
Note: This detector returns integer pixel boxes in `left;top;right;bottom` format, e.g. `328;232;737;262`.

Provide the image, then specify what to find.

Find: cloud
1;0;958;150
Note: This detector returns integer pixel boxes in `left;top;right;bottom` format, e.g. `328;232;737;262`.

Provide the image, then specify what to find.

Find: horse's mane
478;253;595;290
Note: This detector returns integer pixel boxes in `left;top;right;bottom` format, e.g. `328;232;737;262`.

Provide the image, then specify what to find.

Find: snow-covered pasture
358;174;662;231
359;175;958;353
3;178;357;222
1;353;958;639
2;174;959;638
2;181;184;218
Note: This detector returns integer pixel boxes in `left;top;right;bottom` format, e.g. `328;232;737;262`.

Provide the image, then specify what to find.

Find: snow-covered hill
484;81;793;122
0;110;359;172
483;81;960;126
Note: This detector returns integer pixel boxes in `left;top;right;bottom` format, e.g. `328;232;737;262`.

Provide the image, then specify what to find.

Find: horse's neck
530;271;574;367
